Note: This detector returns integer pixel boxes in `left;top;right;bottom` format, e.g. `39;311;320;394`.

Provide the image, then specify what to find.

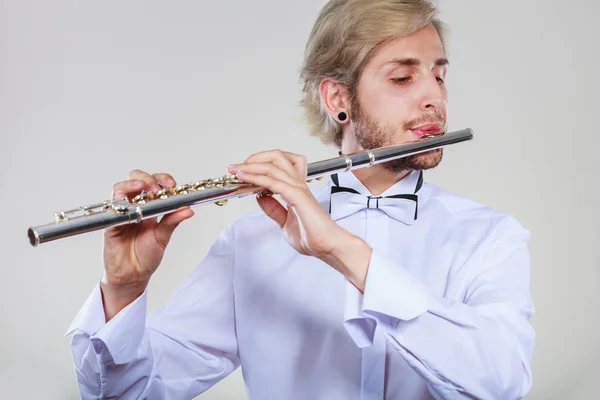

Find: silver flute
27;128;474;247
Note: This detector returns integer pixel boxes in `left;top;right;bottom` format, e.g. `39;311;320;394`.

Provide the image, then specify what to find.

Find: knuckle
128;169;145;178
274;150;287;162
246;151;266;162
152;173;169;186
129;170;156;188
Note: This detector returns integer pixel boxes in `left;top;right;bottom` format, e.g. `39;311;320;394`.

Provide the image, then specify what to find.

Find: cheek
361;83;413;118
377;88;414;124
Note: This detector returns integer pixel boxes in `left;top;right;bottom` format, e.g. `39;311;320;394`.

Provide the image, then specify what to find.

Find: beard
350;97;444;174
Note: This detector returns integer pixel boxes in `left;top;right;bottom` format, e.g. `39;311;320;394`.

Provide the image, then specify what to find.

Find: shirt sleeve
66;224;240;400
343;217;536;400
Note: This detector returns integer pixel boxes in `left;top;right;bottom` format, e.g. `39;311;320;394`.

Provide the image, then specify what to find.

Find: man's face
350;24;448;173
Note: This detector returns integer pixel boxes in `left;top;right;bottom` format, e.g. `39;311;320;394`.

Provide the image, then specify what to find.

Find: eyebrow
386;57;449;67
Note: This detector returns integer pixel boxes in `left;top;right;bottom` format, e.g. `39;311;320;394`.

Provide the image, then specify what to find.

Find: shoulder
421;182;530;244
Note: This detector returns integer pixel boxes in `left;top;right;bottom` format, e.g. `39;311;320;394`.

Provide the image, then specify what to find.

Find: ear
319;79;351;124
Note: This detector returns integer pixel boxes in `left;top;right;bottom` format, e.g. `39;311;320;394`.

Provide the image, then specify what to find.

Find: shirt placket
361;209;388;399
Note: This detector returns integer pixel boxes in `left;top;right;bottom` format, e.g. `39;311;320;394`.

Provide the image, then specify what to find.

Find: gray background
1;0;598;398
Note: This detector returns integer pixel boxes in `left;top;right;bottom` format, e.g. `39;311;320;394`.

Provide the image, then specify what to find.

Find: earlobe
319;79;351;123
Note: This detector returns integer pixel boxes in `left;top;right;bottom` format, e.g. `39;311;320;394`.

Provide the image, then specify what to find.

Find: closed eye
391;77;411;84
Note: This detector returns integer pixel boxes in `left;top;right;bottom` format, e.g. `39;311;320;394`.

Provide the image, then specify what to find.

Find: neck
351;165;411;196
340;129;412;196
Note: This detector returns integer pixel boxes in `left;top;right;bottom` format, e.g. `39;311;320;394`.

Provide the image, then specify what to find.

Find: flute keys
256;190;273;198
175;184;192;195
225;174;241;184
210;177;226;187
83;206;95;215
155;187;174;200
54;211;68;222
110;199;131;214
133;190;151;204
103;202;112;212
192;180;209;190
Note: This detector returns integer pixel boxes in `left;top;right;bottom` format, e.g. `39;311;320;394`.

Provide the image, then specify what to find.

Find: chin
382;149;443;173
411;149;443;170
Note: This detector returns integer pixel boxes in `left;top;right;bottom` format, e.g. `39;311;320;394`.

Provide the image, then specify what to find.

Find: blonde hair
299;0;447;147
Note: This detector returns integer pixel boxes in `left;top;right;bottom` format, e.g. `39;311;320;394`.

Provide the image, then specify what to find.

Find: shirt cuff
64;282;107;338
343;280;377;348
65;281;148;365
343;251;429;347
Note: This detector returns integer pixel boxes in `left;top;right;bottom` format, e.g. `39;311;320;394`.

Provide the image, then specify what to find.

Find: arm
225;151;533;398
337;218;535;400
66;225;240;399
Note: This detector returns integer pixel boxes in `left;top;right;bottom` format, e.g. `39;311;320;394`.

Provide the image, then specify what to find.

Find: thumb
155;207;195;247
257;196;287;228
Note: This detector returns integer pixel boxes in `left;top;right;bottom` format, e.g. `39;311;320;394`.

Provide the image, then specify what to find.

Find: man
67;0;535;399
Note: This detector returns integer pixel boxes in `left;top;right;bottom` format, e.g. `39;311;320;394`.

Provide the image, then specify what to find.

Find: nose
418;74;446;112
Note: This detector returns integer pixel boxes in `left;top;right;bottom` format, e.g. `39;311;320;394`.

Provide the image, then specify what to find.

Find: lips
410;123;444;136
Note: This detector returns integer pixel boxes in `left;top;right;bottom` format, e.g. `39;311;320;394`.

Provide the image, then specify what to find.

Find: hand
101;170;194;320
227;150;350;261
228;150;373;291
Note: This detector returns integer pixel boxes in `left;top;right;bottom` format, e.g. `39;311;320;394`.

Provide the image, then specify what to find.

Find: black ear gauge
338;112;347;121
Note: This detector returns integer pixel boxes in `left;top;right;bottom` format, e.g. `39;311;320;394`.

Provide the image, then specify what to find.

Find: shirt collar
330;169;424;197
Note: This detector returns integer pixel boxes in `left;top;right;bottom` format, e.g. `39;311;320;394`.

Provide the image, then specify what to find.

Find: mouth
409;123;445;140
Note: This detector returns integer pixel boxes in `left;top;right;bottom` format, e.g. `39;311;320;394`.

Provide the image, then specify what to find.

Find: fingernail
114;191;125;199
152;185;161;192
133;180;144;187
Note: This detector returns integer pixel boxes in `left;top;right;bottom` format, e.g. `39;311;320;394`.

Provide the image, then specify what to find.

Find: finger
129;169;161;192
230;162;301;188
152;173;177;188
282;152;308;180
240;150;299;179
112;179;147;199
256;196;287;228
155;207;195;248
236;171;307;207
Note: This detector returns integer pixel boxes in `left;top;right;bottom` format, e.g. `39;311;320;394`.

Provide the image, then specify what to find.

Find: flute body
27;128;473;247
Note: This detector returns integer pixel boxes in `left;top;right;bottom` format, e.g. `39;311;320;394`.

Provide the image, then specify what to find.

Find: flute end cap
28;228;39;247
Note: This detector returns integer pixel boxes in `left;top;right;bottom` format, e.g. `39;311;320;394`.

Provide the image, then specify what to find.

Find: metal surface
27;128;474;246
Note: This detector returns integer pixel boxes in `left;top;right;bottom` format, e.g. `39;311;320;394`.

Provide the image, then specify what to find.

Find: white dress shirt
66;169;535;399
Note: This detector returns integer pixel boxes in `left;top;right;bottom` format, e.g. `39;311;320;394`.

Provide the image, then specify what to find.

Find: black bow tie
328;171;423;224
